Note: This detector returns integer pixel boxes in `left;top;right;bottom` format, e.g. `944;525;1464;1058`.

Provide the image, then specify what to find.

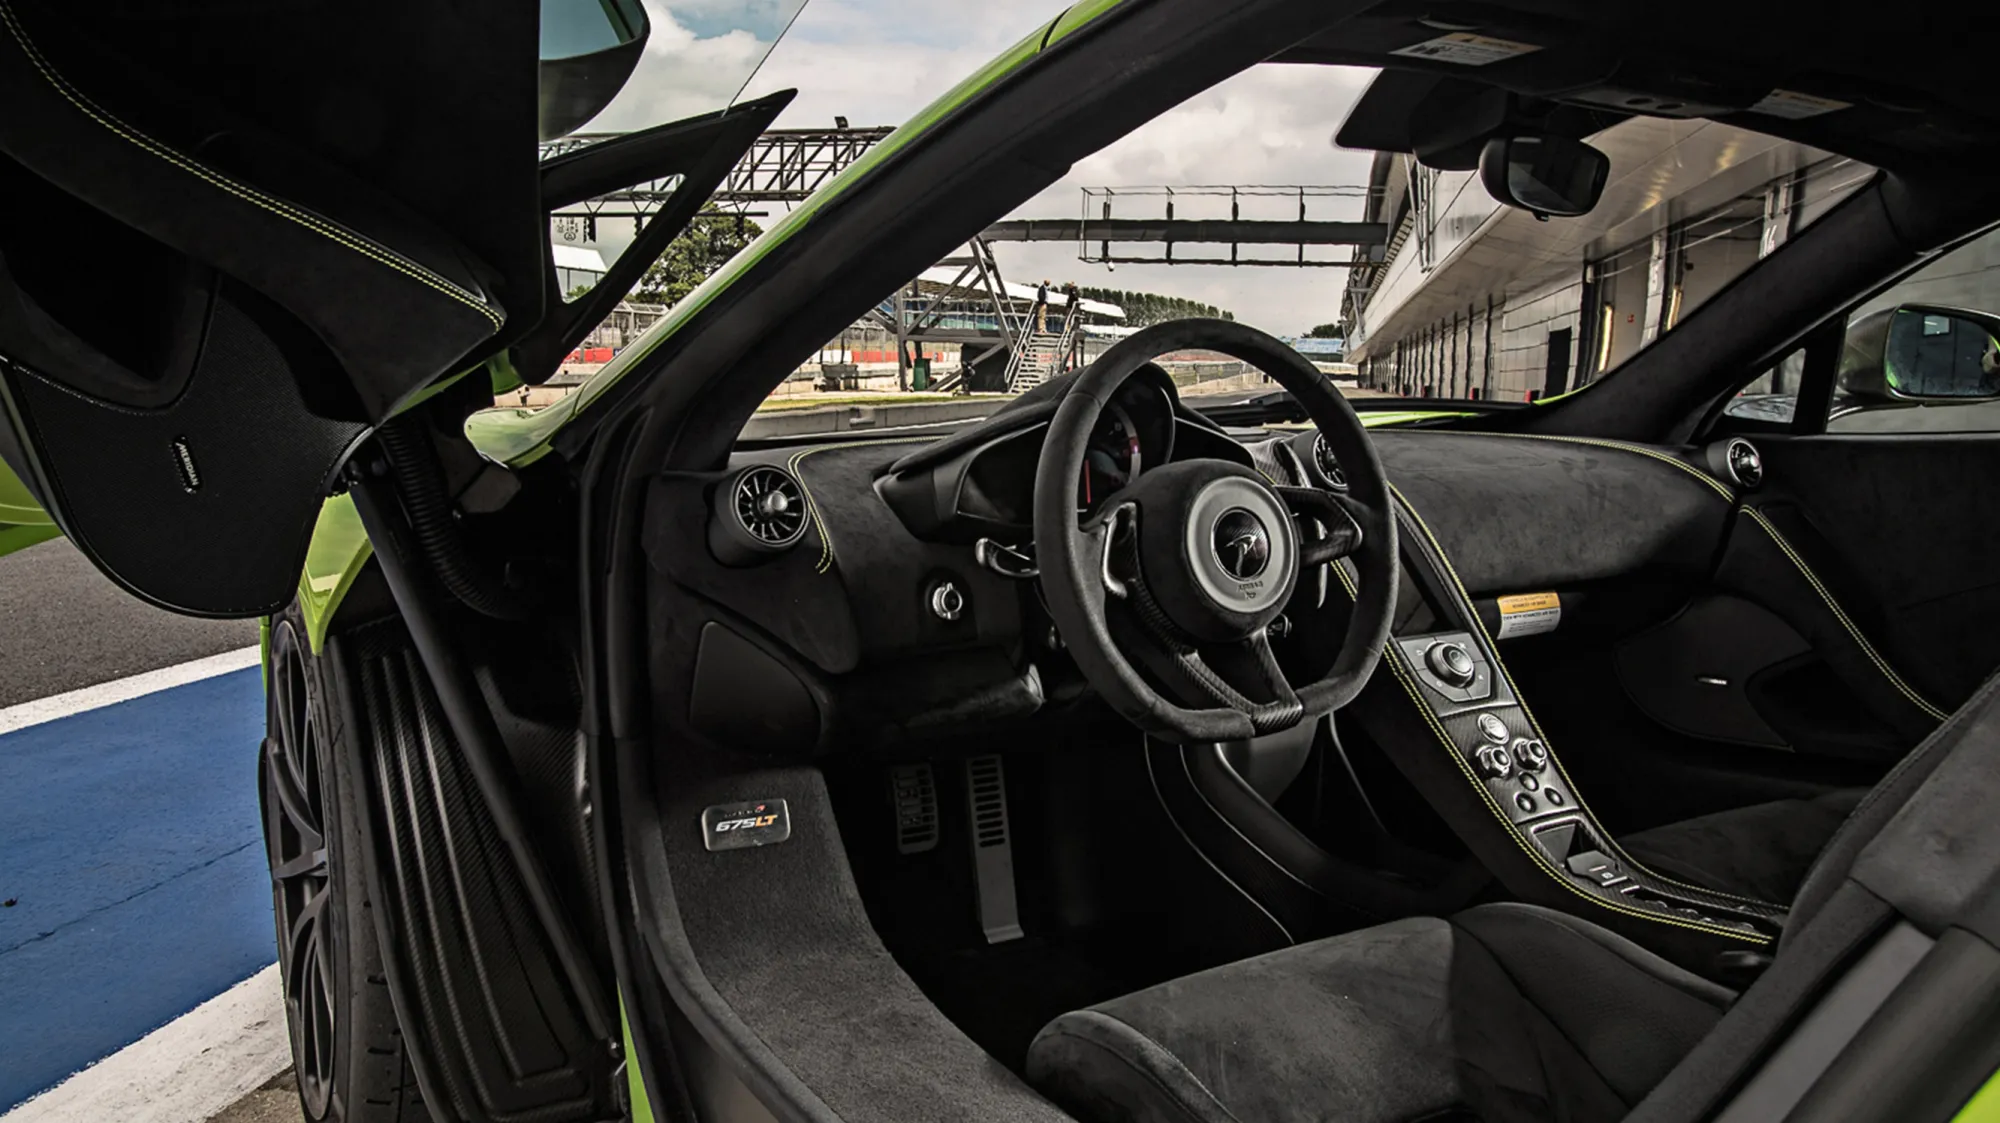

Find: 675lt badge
701;799;792;852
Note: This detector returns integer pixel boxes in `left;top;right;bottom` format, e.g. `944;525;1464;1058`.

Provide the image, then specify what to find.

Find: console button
1519;773;1540;792
1565;850;1628;887
1546;789;1565;806
1514;792;1537;814
1473;744;1514;779
1427;642;1478;688
1476;712;1510;743
1512;738;1549;771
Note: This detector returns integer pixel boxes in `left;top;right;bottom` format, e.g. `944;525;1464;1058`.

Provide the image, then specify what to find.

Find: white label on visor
1389;33;1542;66
1496;592;1561;639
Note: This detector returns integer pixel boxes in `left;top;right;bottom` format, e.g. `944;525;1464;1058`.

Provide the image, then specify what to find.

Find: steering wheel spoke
1177;629;1305;735
1277;485;1371;566
1032;318;1397;744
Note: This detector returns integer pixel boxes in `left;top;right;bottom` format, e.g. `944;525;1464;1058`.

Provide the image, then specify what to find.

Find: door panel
1739;433;2000;714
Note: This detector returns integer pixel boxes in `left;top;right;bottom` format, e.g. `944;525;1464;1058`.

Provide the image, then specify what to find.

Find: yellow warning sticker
1496;592;1561;638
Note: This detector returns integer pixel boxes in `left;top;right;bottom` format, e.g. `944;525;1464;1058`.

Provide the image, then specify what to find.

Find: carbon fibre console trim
1364;487;1789;944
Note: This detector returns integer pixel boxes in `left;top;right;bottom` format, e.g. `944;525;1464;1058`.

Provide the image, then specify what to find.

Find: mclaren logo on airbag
1211;507;1270;581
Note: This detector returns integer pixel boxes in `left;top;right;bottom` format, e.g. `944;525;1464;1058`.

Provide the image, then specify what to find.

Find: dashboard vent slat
734;465;808;546
1313;434;1348;490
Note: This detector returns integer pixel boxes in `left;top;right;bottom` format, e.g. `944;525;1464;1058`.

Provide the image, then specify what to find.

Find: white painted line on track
0;645;262;737
0;964;288;1123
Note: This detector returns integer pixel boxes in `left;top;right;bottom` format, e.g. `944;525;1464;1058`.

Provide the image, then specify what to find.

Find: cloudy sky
578;0;1380;335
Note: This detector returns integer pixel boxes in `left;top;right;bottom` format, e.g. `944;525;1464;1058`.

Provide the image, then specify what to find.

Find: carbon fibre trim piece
347;621;612;1123
1345;491;1786;948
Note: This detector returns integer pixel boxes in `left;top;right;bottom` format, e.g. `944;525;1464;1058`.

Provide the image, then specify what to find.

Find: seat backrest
1630;667;2000;1122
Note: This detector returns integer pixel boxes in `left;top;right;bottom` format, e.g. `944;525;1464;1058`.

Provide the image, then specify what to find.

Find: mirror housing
1478;135;1610;218
538;0;651;140
1839;304;2000;403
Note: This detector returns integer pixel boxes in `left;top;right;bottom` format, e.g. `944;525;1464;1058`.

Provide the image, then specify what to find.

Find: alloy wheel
261;624;337;1119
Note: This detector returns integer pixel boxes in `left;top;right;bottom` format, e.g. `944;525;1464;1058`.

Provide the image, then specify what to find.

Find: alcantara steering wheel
1033;318;1399;743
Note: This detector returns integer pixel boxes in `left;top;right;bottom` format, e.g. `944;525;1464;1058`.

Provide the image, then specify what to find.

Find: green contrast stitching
1740;507;1948;722
1388;483;1781;913
0;0;501;330
784;439;931;575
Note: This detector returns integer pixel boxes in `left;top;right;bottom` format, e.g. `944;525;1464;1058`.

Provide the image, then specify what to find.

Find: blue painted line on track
0;668;272;1109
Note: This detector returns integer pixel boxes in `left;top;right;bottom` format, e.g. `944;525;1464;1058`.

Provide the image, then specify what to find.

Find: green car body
0;0;1465;656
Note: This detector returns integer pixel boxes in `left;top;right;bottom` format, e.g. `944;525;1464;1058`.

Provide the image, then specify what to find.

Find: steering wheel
1032;318;1399;743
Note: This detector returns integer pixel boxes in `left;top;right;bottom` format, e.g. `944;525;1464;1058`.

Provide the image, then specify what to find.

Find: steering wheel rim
1032;318;1399;743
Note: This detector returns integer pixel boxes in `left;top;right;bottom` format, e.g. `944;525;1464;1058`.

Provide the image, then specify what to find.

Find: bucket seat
1027;671;2000;1123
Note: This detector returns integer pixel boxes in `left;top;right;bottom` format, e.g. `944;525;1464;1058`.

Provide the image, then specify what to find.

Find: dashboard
644;368;1743;755
876;366;1250;542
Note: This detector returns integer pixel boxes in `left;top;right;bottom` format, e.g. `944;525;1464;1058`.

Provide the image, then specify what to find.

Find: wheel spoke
263;744;325;860
1276;485;1368;565
1178;628;1304;735
271;846;328;882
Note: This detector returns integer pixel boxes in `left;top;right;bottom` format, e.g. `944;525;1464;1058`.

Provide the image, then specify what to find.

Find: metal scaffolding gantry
540;125;898;235
983;185;1386;267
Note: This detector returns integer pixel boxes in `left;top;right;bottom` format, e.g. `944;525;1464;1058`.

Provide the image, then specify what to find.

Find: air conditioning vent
709;465;809;565
1313;434;1348;490
1724;438;1763;489
735;466;806;545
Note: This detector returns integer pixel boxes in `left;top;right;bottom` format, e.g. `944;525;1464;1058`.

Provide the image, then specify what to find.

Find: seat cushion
1619;789;1866;906
1025;904;1734;1123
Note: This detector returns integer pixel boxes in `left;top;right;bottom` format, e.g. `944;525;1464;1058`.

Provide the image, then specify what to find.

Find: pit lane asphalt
0;538;272;1115
0;540;259;709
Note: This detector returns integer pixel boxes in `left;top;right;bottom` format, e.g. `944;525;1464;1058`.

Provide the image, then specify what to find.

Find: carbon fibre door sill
332;619;612;1123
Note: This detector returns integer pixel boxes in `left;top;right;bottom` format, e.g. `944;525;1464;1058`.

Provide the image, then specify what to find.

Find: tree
630;204;764;307
1307;322;1343;339
1075;286;1236;327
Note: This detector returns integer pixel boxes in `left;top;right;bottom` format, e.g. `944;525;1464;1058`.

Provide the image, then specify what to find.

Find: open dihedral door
0;0;544;616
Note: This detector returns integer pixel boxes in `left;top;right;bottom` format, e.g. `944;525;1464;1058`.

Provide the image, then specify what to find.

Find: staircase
1006;299;1085;393
1007;329;1067;392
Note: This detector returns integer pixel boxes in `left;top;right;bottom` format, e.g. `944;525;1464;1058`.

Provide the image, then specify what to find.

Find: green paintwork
1957;1064;2000;1123
1361;410;1474;427
463;0;1129;468
0;454;58;561
621;995;655;1123
296;495;373;655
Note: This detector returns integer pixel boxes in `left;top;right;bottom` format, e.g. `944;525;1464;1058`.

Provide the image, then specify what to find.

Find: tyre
260;608;429;1122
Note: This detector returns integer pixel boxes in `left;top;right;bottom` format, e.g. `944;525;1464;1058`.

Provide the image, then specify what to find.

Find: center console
1354;500;1790;963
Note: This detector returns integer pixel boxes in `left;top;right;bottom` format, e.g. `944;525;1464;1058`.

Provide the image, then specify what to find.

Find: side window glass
1828;227;2000;434
1725;348;1807;426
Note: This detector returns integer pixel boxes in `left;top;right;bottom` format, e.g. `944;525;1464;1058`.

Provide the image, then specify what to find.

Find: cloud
585;6;788;132
999;63;1381;335
582;0;1382;334
741;2;1381;334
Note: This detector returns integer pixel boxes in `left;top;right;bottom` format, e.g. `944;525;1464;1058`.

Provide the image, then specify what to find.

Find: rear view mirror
539;0;651;140
1478;135;1609;218
1840;305;2000;402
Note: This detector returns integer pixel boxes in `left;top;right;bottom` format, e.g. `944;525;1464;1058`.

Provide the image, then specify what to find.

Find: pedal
963;755;1024;943
888;763;939;854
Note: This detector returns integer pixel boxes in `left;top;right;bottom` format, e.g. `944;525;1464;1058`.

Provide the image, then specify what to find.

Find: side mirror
539;0;652;140
1840;305;2000;403
1478;135;1609;218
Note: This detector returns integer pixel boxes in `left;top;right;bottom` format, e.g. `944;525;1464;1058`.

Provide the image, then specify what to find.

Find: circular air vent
1313;434;1348;490
734;466;807;546
1724;438;1763;489
709;465;807;566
